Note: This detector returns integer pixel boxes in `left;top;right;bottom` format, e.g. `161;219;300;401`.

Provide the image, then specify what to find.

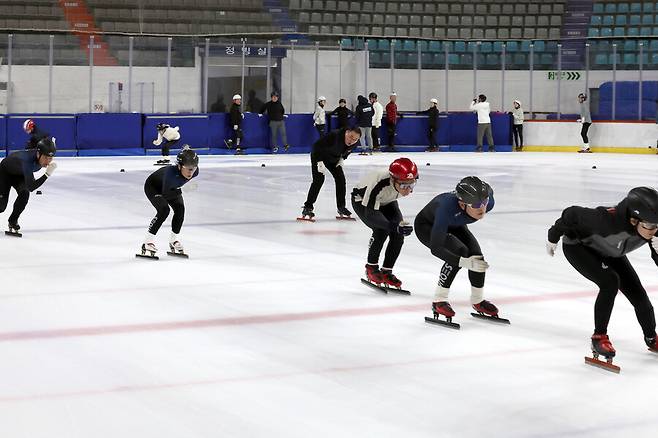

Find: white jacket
511;107;524;125
469;101;491;124
152;126;180;145
313;104;326;126
372;101;384;128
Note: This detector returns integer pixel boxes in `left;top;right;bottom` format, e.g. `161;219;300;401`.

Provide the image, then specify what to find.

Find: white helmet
232;94;241;100
318;95;326;101
430;98;438;104
390;92;397;96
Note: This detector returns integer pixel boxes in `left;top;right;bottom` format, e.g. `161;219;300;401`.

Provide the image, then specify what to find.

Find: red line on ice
0;286;656;342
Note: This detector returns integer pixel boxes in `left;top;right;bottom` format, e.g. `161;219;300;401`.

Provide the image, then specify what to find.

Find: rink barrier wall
523;120;658;154
0;112;519;155
0;117;5;158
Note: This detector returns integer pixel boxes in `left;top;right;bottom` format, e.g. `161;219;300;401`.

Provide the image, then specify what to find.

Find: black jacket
260;101;285;121
229;103;242;127
26;126;49;150
548;198;658;262
354;95;373;128
0;150;48;192
329;106;354;129
418;107;440;129
311;128;354;165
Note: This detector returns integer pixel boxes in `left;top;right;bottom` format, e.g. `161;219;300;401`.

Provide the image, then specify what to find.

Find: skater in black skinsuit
414;176;500;321
0;138;57;234
22;119;50;150
547;187;658;360
352;158;418;290
300;127;361;220
140;147;199;257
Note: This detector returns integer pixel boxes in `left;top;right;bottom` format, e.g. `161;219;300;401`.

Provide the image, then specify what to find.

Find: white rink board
525;120;658;149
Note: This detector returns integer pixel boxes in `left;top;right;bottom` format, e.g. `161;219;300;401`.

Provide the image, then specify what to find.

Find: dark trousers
145;184;185;235
563;243;656;337
414;219;484;288
581;122;591;143
161;139;179;157
512;124;523;147
315;124;326;137
386;122;397;148
352;199;404;269
232;127;243;147
304;156;346;210
371;126;380;149
428;126;437;148
0;172;29;224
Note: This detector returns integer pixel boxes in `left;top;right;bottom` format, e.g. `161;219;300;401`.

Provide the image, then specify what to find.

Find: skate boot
224;139;234;149
168;240;188;258
365;264;384;284
585;333;620;372
5;220;22;237
645;335;658;352
136;242;158;260
336;206;354;220
284;144;290;152
380;270;402;289
272;146;278;153
432;301;455;318
472;300;499;317
297;206;315;222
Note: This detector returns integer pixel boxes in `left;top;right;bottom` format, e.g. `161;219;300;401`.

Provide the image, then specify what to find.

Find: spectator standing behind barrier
577;93;592;153
510;100;524;151
385;92;401;151
470;94;495;152
226;94;244;155
329;98;354;130
313;96;327;137
370;92;384;151
417;98;440;152
259;92;289;153
355;95;374;154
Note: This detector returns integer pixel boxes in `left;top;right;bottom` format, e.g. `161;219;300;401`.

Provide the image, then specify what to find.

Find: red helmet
23;119;35;134
389;158;418;181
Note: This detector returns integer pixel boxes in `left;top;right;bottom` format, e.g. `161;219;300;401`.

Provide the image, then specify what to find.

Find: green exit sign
547;71;582;80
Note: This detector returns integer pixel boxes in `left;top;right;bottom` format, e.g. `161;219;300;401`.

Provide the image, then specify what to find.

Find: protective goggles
397;180;417;190
467;197;489;209
640;221;658;230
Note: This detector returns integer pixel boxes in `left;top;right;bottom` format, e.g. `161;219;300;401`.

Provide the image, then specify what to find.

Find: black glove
390;221;413;236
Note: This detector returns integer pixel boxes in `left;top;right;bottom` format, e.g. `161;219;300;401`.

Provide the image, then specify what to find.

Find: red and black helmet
389;158;418;181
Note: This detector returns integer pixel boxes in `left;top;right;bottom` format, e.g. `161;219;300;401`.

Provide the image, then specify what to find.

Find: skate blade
167;251;189;259
584;356;620;373
296;217;316;222
135;253;159;260
335;216;356;221
470;312;511;324
424;316;460;330
153;163;169;166
5;231;22;238
648;347;658;353
360;278;411;295
360;278;388;294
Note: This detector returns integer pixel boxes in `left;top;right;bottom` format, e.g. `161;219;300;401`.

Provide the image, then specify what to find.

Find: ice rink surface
2;151;658;438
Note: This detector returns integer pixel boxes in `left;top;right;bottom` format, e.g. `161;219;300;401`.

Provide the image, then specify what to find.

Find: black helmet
626;187;658;223
177;146;198;167
156;123;169;131
456;176;491;205
578;93;587;101
37;137;56;157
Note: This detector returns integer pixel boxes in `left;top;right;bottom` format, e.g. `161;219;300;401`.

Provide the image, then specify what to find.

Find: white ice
1;152;658;438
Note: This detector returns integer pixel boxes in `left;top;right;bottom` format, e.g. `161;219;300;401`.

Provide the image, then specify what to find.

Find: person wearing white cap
369;92;384;151
510;100;524;151
417;98;440;152
226;94;244;154
470;94;495;152
313;96;327;137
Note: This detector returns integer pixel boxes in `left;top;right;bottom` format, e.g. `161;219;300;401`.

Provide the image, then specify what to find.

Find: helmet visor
640;221;658;230
467;197;489;209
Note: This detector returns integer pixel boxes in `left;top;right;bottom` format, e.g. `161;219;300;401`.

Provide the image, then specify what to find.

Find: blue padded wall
6;114;76;153
143;114;210;154
76;113;142;156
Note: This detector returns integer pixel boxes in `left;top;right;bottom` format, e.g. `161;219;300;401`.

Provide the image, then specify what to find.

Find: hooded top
372;100;384;128
229;103;242;127
548;198;658;261
355;95;374;127
313;102;326;126
329;105;354;128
